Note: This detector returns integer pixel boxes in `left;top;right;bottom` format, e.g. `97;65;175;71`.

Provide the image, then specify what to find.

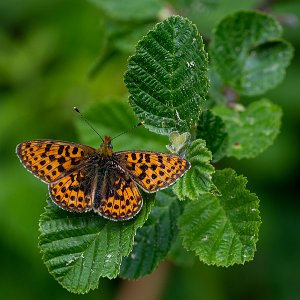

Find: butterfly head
99;135;113;157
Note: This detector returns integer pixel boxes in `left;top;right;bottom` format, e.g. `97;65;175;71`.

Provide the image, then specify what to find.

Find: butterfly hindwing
113;151;191;192
93;169;143;221
16;140;95;183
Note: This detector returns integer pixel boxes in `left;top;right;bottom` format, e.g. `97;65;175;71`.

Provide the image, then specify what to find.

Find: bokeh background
0;0;299;299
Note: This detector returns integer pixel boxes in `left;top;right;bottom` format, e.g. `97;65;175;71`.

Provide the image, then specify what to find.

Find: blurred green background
0;0;299;299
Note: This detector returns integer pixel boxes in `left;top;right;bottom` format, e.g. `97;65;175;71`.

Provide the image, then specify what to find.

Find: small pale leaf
166;131;191;156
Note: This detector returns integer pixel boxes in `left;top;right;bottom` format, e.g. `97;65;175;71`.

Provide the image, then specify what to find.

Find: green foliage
125;16;209;134
214;99;282;159
179;169;261;266
169;0;262;35
32;9;292;294
39;194;155;293
88;0;162;21
173;139;215;200
210;11;293;96
120;189;181;279
1;1;298;299
197;110;228;161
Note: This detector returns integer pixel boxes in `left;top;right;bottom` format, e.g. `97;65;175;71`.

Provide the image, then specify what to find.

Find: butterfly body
16;136;190;221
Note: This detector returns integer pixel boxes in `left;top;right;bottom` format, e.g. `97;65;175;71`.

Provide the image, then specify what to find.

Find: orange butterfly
16;135;190;221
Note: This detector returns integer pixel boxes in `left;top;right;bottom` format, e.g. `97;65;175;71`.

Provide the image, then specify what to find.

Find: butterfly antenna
74;107;104;142
111;121;144;141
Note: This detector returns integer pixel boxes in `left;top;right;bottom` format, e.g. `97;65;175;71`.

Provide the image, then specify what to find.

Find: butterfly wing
16;140;95;183
93;168;143;221
49;165;96;212
113;151;190;192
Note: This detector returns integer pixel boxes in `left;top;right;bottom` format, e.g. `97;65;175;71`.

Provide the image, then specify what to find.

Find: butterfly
16;135;190;221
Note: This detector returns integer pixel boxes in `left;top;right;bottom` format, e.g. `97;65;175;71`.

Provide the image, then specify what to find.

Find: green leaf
88;0;162;21
173;139;215;200
120;189;181;279
125;15;209;135
75;100;168;153
39;194;155;294
213;99;282;159
197;110;228;162
210;11;293;96
178;168;261;266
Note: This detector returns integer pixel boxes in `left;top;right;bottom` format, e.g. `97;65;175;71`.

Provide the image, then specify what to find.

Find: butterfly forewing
16;140;95;183
113;151;191;192
93;169;143;221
